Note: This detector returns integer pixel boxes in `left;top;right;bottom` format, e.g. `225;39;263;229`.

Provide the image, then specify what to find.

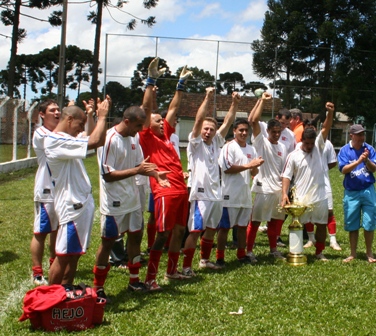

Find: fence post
12;99;25;161
27;101;38;158
0;97;10;145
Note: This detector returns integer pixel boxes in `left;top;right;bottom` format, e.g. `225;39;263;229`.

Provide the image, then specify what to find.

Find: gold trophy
280;187;312;266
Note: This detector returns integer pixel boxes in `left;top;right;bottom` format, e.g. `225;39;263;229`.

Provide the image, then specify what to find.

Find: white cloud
239;0;268;22
195;3;222;19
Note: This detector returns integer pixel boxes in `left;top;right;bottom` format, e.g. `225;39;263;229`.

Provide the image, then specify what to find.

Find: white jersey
219;140;257;208
282;132;327;204
170;133;180;158
98;127;143;216
252;121;295;154
45;132;91;225
251;132;287;194
134;133;147;187
296;139;336;193
33;126;54;202
188;131;224;201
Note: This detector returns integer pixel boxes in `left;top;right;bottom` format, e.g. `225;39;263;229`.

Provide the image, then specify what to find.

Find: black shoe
128;281;147;292
215;259;226;268
277;237;287;248
96;288;111;304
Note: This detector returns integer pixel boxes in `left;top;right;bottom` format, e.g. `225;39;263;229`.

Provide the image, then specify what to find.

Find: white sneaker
199;259;221;270
303;240;316;248
182;267;196;277
316;253;328;261
33;275;48;286
258;226;268;233
330;241;342;251
269;250;286;260
245;252;258;263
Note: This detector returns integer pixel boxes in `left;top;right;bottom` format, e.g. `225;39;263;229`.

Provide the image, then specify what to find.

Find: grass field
1;149;376;335
0;144;35;163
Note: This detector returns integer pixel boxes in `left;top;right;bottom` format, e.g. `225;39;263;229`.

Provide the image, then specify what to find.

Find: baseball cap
349;124;365;134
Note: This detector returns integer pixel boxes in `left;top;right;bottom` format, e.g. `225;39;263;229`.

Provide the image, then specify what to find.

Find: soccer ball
254;88;264;98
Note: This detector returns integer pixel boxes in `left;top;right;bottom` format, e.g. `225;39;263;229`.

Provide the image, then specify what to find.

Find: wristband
146;77;157;87
176;79;185;91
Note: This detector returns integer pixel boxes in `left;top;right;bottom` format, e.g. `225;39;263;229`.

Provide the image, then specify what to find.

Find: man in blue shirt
338;124;376;263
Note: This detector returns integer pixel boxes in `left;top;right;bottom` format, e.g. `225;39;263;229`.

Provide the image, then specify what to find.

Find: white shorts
327;192;333;210
219;207;252;229
33;202;58;234
101;208;143;238
138;184;147;212
300;199;328;225
187;200;222;232
251;193;284;222
55;197;95;255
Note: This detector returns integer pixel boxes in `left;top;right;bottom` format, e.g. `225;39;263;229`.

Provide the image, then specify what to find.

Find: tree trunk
7;0;21;98
91;0;103;108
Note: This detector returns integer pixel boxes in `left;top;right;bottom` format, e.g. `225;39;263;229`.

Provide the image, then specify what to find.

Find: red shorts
154;193;189;232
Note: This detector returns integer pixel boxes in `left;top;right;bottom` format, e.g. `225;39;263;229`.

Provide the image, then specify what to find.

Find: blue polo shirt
338;141;376;191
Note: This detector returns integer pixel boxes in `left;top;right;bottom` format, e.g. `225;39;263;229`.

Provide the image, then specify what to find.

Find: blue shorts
148;193;154;212
343;184;376;232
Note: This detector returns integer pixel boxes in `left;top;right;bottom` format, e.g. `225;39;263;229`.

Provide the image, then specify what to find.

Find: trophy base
286;253;307;266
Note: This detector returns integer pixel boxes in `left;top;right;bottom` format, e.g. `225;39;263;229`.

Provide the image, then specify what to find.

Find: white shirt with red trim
98;127;143;215
219;140;257;208
33;126;55;202
45;132;90;225
188;131;224;201
251;132;287;194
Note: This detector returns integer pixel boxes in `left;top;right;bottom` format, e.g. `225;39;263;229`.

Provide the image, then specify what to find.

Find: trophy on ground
279;187;312;266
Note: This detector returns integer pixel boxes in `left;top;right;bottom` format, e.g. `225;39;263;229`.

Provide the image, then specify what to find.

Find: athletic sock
315;242;325;255
93;264;111;289
246;222;258;252
200;237;214;260
167;251;180;275
128;256;142;284
267;220;278;249
327;215;336;235
145;249;163;282
237;248;246;259
216;249;225;261
182;248;195;269
147;223;157;249
32;265;43;278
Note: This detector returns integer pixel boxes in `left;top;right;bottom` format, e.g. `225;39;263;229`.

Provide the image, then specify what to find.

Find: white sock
307;232;315;242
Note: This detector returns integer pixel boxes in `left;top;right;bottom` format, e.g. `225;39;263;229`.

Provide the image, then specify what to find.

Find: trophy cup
280;187;312;266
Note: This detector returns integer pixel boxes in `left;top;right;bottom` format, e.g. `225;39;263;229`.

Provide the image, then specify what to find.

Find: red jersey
139;120;187;199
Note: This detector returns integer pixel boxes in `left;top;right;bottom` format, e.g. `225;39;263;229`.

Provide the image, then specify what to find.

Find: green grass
1;149;376;335
0;144;35;163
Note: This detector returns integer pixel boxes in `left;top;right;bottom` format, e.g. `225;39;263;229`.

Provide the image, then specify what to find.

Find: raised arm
321;102;335;141
165;65;192;127
142;58;166;129
250;92;272;137
218;92;241;139
88;95;110;150
83;98;95;136
191;87;215;138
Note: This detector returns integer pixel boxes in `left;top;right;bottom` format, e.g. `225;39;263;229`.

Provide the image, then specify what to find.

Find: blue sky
0;0;268;100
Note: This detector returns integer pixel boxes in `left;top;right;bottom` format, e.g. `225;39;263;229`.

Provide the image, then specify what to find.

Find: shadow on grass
0;250;19;264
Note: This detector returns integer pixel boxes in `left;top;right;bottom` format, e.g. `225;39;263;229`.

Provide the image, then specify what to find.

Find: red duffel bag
20;283;106;331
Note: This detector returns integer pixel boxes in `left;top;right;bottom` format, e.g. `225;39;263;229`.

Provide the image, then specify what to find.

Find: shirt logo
113;201;120;207
247;154;251;159
131;144;135;150
198;187;204;193
282;136;286;141
278;151;282;156
224;195;230;200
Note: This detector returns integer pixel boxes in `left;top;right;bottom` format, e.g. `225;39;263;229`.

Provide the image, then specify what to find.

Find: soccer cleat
145;279;162;292
215;259;226;269
182;267;196;277
128;281;148;292
276;237;287;247
96;288;111;304
303;240;316;248
164;271;192;280
316;253;329;261
258;225;268;233
245;252;258;263
269;250;286;260
330;241;342;251
199;259;221;270
33;275;48;286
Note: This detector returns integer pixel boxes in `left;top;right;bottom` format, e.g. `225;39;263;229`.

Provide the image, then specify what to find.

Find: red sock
145;249;163;282
128;261;141;284
267;220;278;249
32;265;43;277
147;223;157;249
200;237;214;260
315;242;325;255
167;251;180;275
246;222;258;252
49;258;55;268
182;248;195;269
275;219;284;236
237;248;246;259
216;249;225;261
305;222;314;233
93;264;111;289
327;215;336;235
